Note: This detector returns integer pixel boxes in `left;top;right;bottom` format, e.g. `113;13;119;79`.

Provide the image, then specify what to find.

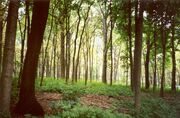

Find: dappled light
0;0;180;118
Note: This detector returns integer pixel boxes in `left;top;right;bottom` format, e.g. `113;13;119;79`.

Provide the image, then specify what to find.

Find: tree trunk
72;2;82;83
40;9;54;86
60;22;65;79
53;26;58;79
145;35;150;89
18;0;30;86
171;21;176;92
160;27;166;97
153;30;157;91
65;23;71;83
102;15;108;84
0;2;3;75
133;0;143;115
0;20;3;74
128;0;133;91
0;0;19;115
15;0;50;116
74;5;91;82
109;0;114;86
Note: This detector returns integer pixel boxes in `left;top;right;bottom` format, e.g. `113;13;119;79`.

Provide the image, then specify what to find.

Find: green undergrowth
114;96;177;118
45;104;132;118
36;78;133;97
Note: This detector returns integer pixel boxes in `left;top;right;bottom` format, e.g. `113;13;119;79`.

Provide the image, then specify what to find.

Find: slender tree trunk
133;0;143;115
53;26;58;79
46;54;50;77
102;15;108;84
171;21;176;92
84;48;88;85
0;20;3;74
18;0;30;86
15;0;50;116
90;38;95;82
72;2;82;83
145;35;150;89
109;0;114;86
160;27;166;97
40;9;54;86
0;0;19;115
153;30;157;91
74;5;91;82
128;0;133;91
0;2;4;75
60;22;65;79
65;24;71;83
114;49;120;83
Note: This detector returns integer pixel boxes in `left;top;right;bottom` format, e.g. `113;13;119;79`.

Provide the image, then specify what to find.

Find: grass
45;104;132;118
36;78;133;97
114;96;177;118
11;77;180;118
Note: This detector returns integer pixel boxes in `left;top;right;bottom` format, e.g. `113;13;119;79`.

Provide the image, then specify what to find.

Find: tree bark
102;14;108;84
171;20;176;92
60;21;65;79
65;17;71;83
72;1;82;83
109;0;114;86
74;5;91;82
145;35;150;89
160;27;166;97
40;8;54;86
0;0;19;115
153;30;157;91
128;0;134;91
0;20;3;74
18;0;30;86
15;0;50;116
133;0;143;115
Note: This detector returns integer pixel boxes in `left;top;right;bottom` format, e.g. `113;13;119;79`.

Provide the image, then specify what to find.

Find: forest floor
11;78;180;118
35;91;180;118
35;92;132;115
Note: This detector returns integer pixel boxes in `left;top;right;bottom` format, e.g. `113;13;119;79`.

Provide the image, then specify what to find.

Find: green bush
115;97;177;118
139;98;176;118
36;78;133;97
61;105;132;118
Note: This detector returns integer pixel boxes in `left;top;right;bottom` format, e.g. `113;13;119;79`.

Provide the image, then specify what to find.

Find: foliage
46;105;132;118
114;97;177;118
36;78;133;97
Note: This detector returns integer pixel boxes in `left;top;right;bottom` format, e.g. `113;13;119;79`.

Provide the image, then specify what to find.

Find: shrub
61;105;132;118
115;97;177;118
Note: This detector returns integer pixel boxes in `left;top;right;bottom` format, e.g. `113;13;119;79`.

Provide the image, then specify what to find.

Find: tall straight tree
153;29;157;91
0;20;3;74
100;0;108;84
133;0;144;115
127;0;133;91
160;26;166;97
15;0;50;116
145;34;151;89
0;0;19;115
171;19;176;92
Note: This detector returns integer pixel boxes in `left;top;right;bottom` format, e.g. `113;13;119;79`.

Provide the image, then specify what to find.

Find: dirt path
35;92;62;115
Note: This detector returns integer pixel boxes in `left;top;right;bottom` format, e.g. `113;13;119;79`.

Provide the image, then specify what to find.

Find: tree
133;0;144;115
153;29;157;91
127;0;133;91
72;0;83;83
100;0;109;84
15;0;50;116
145;33;151;89
0;20;3;74
171;18;176;92
0;0;19;116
